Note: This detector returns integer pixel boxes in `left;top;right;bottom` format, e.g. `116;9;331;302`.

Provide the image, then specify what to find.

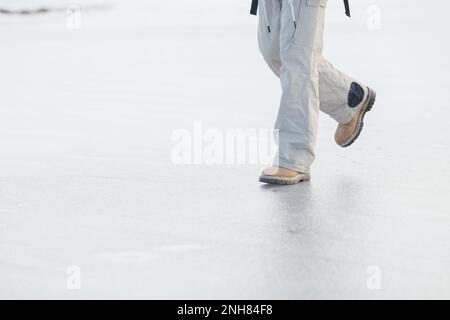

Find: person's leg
273;0;327;174
258;0;312;185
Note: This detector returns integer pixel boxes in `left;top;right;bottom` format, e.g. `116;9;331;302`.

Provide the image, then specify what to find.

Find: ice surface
0;0;449;299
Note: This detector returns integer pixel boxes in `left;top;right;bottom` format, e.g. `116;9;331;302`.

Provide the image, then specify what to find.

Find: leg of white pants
259;0;326;173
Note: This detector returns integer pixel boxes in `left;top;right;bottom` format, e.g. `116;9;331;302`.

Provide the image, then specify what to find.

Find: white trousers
258;0;367;173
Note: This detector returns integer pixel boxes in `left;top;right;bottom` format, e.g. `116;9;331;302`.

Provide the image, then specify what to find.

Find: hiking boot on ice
259;166;310;185
335;86;377;147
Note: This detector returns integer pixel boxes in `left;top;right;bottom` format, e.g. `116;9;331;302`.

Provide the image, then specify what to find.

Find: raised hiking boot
259;166;310;185
335;86;377;147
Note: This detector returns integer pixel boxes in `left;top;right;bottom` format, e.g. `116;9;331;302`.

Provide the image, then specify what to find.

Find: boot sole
340;87;377;148
259;173;311;185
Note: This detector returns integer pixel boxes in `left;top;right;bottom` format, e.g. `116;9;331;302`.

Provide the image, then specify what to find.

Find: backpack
250;0;351;17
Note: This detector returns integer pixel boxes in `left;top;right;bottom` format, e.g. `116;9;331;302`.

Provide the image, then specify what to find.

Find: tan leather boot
259;166;310;185
335;87;377;147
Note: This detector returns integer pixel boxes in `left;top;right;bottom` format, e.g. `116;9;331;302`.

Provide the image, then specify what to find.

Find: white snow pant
258;0;367;173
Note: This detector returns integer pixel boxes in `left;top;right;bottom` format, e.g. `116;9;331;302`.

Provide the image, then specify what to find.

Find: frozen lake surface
0;0;449;299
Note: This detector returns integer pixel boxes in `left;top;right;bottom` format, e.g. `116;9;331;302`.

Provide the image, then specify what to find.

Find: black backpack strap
344;0;351;17
250;0;258;15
